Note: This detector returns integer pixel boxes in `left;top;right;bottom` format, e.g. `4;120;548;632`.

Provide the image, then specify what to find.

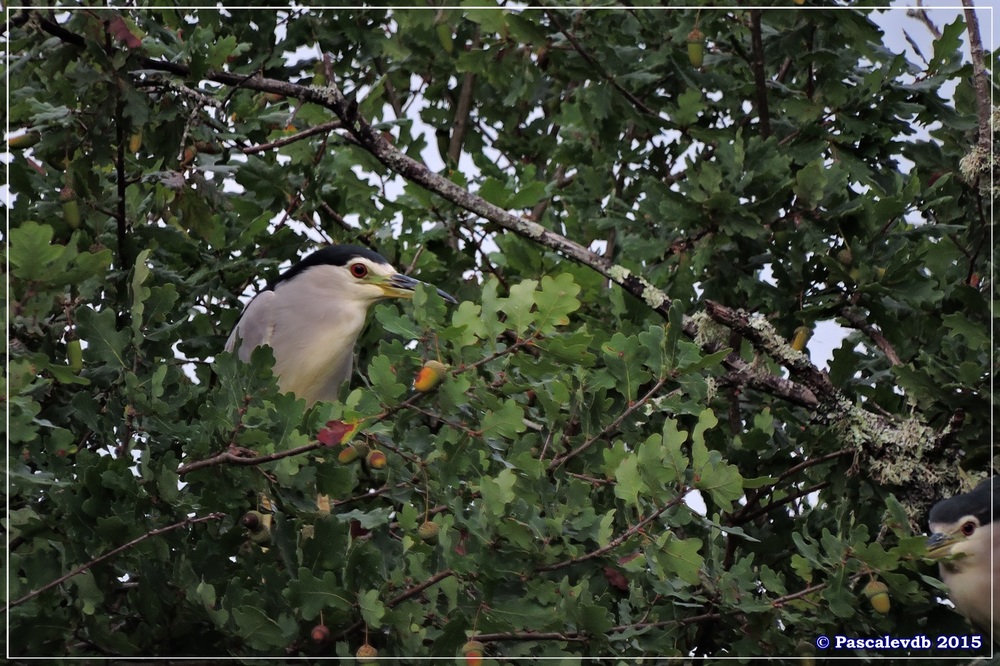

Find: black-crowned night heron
226;245;456;405
927;476;999;637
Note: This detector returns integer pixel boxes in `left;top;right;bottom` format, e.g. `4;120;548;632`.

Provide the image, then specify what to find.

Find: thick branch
447;29;479;164
27;16;868;414
704;300;837;403
959;0;991;150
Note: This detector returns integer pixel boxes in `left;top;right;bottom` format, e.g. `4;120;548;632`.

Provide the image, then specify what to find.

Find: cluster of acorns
309;624;485;664
247;357;464;658
334;360;448;467
336;440;387;469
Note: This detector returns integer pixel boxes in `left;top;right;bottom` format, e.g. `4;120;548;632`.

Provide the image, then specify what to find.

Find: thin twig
339;568;456;640
774;448;854;485
838;307;902;366
737;481;831;525
7;513;225;611
241;120;343;154
771;582;827;608
536;492;686;572
472;610;724;643
548;377;669;471
176;441;323;476
545;10;659;118
388;568;455;607
907;1;942;39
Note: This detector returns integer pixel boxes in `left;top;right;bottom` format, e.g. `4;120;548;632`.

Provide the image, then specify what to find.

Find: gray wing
225;290;277;361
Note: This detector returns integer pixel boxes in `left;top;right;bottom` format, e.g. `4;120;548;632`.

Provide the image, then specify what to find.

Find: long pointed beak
382;273;458;304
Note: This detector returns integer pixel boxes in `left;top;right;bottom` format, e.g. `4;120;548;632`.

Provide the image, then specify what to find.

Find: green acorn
417;520;440;543
687;28;705;68
8;131;40;149
863;580;890;615
67;339;84;373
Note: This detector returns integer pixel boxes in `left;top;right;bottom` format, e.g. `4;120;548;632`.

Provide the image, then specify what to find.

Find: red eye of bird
961;521;976;536
349;263;368;279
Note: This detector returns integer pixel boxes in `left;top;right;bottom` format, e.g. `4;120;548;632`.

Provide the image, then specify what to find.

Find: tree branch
545;10;660;119
7;513;225;611
241;119;343;155
838;307;902;366
748;10;772;138
548;377;671;471
959;0;991;151
736;481;831;525
536;492;686;572
907;1;942;39
176;441;323;476
704;300;837;403
447;29;479;164
387;568;454;607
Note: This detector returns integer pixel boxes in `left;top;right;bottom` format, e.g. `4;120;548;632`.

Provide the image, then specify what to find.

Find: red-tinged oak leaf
603;565;629;591
617;551;641;566
454;529;469;556
317;419;359;446
349;519;370;539
107;15;143;50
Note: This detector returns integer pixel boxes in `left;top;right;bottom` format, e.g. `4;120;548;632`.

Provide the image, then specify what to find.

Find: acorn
836;247;853;266
129;131;143;153
249;523;272;545
863;580;890;615
687;27;705;68
67;339;84;373
242;510;264;531
413;360;448;393
8;131;41;149
338;442;369;464
791;326;812;352
366;449;387;470
310;624;330;644
356;643;378;663
60;187;80;230
462;640;485;666
417;520;440;543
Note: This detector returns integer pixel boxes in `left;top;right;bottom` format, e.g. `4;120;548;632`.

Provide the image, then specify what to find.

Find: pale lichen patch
691;311;729;349
518;218;547;239
607;265;632;283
